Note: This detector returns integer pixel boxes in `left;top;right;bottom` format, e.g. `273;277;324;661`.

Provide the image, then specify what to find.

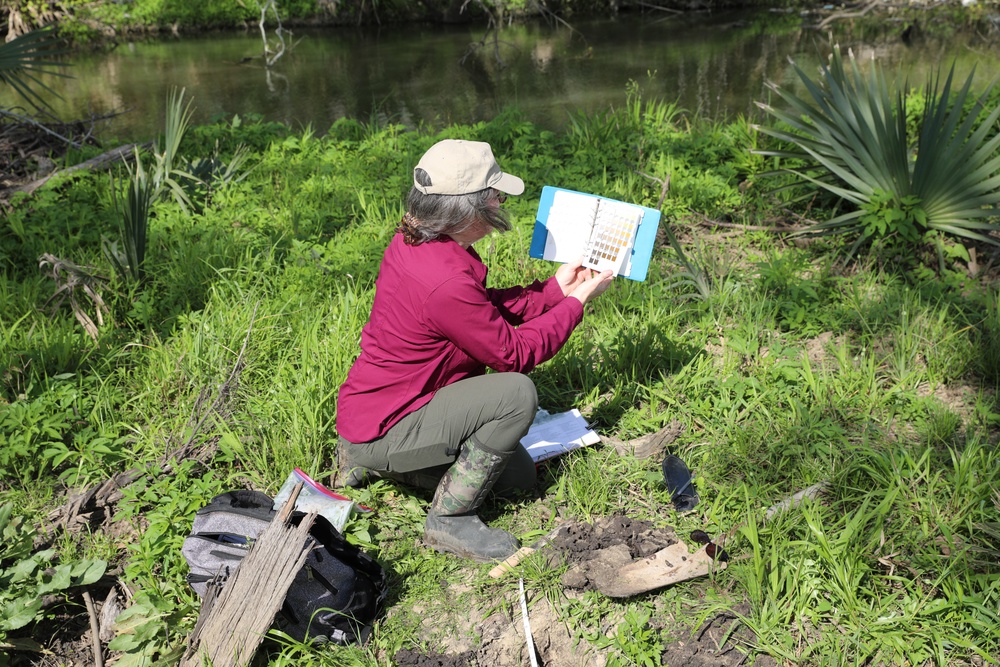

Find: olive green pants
338;373;538;494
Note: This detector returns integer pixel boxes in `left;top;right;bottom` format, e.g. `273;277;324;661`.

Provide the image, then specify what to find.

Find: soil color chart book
530;186;661;282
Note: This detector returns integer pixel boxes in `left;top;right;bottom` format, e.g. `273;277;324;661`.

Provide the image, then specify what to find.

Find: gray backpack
181;490;388;645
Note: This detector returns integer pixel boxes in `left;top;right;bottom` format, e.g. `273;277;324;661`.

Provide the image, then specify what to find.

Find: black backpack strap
197;490;276;521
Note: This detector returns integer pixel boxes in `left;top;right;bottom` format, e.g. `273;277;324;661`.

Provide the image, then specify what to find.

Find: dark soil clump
661;603;778;667
550;513;675;560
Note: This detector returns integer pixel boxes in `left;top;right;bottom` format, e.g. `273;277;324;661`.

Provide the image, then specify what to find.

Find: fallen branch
534;1;590;43
6;143;148;196
635;169;671;210
816;0;882;30
604;421;686;460
779;206;823;229
258;0;287;67
0;108;81;148
632;0;684;14
764;481;830;520
686;207;804;233
717;481;831;551
460;0;513;67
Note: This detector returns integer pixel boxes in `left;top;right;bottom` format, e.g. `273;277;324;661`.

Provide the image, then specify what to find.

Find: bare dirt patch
394;514;767;667
919;381;991;425
394;648;477;666
662;603;777;667
804;331;839;369
553;514;677;592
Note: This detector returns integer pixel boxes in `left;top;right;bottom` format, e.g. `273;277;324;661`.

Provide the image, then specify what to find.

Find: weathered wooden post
180;483;313;667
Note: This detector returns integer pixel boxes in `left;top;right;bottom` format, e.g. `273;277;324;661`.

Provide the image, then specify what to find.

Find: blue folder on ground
530;186;661;282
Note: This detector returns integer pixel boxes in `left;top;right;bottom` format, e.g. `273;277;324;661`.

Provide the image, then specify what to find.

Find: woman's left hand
555;258;592;297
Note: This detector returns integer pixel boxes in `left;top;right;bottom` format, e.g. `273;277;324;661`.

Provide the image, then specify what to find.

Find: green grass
1;96;999;666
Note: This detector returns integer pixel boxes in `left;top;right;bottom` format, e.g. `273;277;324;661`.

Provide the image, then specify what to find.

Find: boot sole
423;530;517;563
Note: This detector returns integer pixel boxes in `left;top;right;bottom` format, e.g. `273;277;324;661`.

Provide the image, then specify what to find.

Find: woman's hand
555;258;591;297
568;268;614;307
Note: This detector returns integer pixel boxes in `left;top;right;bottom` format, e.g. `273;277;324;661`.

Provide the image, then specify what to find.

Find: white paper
520;408;601;463
543;190;598;263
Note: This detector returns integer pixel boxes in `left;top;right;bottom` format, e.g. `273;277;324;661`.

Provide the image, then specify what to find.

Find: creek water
7;10;1000;141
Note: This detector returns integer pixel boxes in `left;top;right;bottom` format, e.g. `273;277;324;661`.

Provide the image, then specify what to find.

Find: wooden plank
180;484;313;667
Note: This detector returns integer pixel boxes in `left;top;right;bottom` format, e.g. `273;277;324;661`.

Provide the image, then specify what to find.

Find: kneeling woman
335;139;612;562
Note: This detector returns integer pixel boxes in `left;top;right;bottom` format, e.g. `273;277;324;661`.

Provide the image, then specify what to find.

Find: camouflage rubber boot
423;439;519;562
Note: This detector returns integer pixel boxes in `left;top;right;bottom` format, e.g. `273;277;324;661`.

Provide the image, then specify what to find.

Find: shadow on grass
531;321;704;431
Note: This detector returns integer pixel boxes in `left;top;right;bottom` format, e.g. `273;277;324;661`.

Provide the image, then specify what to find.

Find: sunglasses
690;529;730;562
491;189;507;204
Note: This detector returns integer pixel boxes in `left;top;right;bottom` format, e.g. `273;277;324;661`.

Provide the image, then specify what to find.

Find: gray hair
403;167;511;245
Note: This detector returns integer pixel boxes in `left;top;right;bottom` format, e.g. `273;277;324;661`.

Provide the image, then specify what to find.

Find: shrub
754;46;1000;257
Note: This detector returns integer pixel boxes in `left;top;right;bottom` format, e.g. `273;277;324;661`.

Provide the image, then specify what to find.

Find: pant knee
471;374;538;455
504;373;538;429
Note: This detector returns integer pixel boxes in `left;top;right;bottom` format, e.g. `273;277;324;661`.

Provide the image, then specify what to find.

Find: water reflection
3;12;997;141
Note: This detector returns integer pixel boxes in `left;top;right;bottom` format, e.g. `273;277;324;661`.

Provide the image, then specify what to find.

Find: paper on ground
520;409;601;463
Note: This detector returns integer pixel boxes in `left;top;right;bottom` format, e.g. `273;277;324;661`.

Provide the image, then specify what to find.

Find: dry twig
82;590;105;667
636;169;671;210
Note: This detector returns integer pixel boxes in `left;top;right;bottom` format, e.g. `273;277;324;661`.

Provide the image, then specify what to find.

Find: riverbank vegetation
3;54;1000;666
3;0;998;47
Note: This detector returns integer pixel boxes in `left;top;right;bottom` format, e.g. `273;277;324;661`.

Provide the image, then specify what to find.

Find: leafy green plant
859;189;926;244
755;252;829;332
0;375;123;486
116;459;228;587
609;605;664;667
107;589;188;667
754;46;1000;255
102;461;228;663
0;503;106;654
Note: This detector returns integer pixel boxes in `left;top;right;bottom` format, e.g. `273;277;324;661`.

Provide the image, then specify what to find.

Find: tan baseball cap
413;139;525;196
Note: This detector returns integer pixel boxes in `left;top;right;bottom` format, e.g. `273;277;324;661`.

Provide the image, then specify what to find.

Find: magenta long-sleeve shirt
335;233;584;444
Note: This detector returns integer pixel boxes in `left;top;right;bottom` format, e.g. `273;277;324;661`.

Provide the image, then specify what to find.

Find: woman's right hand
569;269;614;306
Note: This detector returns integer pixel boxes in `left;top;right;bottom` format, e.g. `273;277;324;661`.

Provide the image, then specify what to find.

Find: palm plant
105;88;196;284
0;26;66;112
661;224;713;301
105;160;155;284
151;87;197;213
753;46;1000;255
104;88;250;285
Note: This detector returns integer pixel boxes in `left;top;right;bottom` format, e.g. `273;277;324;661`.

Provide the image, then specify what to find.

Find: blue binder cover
529;186;661;282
